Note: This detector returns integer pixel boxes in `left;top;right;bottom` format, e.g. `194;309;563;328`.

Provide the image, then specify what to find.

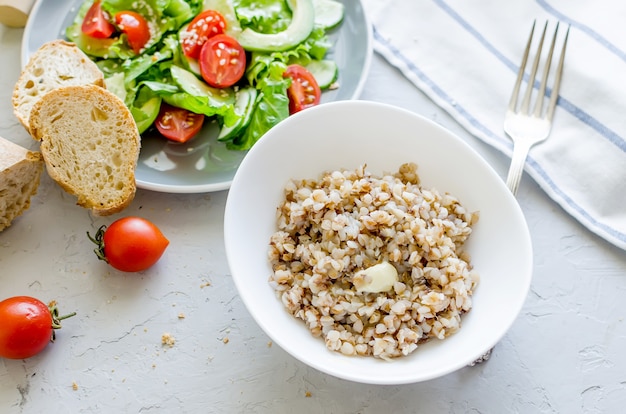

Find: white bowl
224;101;532;384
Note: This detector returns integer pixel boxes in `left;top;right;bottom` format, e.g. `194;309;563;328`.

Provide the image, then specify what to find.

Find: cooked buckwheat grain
268;163;479;360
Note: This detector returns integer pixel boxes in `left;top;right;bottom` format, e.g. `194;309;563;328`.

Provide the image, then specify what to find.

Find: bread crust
29;85;140;216
12;40;105;134
0;136;44;231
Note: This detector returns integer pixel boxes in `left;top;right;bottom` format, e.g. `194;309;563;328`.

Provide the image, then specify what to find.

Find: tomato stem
87;225;109;263
48;301;77;341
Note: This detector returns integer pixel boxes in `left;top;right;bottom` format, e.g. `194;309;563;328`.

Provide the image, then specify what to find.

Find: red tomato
181;10;227;60
81;0;115;39
0;297;75;360
284;64;321;114
89;217;169;272
115;11;151;54
199;34;246;88
155;104;205;143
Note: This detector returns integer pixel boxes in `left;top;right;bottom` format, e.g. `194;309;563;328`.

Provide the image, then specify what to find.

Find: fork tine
520;21;548;114
533;22;560;117
546;24;570;121
508;20;536;112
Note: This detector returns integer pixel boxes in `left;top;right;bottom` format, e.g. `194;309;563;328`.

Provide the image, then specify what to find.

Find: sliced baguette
0;136;44;231
29;85;140;216
12;40;105;134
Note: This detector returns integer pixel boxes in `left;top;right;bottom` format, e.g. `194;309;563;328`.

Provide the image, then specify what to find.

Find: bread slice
29;85;140;216
12;40;105;134
0;136;44;231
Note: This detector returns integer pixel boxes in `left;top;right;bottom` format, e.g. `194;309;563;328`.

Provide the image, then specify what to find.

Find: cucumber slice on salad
132;95;162;134
217;87;258;141
106;72;161;134
305;59;338;89
170;65;235;106
313;0;344;30
236;0;315;52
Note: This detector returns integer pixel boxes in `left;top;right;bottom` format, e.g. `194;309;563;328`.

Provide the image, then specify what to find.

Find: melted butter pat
353;262;398;293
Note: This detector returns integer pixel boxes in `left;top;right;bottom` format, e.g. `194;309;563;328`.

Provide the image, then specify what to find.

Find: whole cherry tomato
0;297;75;360
88;216;169;272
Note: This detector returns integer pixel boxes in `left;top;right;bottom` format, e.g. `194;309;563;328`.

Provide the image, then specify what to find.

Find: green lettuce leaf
228;61;289;150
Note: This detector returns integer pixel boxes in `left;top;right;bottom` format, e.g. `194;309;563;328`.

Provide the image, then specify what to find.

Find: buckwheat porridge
268;163;480;360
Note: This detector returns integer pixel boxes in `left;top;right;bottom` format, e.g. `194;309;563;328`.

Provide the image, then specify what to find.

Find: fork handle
505;141;532;196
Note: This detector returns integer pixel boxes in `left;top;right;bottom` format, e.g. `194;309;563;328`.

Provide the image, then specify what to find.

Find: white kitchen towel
360;0;626;251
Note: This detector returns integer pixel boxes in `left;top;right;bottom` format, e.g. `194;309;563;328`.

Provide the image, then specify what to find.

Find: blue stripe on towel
370;28;508;149
432;0;626;154
538;0;626;63
527;156;626;243
371;26;626;244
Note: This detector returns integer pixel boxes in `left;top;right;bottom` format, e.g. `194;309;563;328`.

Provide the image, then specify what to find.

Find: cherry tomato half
81;0;115;39
181;10;227;60
283;64;321;114
199;34;246;88
0;297;75;360
155;104;205;143
89;216;170;273
115;11;151;54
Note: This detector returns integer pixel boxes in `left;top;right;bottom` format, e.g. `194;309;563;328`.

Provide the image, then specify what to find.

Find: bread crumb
200;281;211;288
161;333;175;348
222;337;229;344
267;341;273;348
72;381;78;391
305;391;312;398
178;313;185;319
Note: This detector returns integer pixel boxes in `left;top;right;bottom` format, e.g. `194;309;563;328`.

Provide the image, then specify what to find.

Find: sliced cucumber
132;95;162;134
218;87;258;141
313;0;344;30
236;0;315;52
170;65;235;106
305;59;338;89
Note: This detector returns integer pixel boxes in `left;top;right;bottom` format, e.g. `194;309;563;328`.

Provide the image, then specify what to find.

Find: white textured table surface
2;22;626;414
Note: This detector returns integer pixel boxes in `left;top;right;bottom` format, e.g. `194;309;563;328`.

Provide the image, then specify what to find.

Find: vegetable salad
66;0;344;150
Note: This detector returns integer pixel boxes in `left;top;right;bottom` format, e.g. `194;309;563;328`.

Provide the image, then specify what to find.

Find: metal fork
504;20;569;195
470;21;569;367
